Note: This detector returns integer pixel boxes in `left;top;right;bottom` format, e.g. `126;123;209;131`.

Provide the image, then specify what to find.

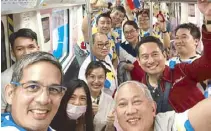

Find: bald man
114;81;211;131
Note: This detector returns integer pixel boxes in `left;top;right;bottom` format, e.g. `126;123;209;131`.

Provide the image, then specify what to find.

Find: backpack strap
162;81;173;111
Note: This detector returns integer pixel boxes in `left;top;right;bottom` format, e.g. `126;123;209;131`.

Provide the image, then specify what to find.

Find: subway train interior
1;0;205;83
1;0;211;130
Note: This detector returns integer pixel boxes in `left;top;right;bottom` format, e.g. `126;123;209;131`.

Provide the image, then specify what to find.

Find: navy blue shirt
121;41;137;57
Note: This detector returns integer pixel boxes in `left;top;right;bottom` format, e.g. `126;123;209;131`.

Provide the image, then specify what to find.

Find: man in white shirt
78;32;118;96
1;28;40;113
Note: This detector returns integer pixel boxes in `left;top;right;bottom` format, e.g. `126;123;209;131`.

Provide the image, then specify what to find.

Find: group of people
1;0;211;131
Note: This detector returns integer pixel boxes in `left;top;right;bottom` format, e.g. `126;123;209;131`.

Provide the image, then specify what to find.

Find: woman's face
138;14;150;31
124;24;139;44
86;68;106;95
68;87;87;106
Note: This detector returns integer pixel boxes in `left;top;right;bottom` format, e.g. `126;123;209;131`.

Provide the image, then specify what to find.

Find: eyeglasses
11;81;67;96
124;30;137;36
97;42;111;49
139;18;149;22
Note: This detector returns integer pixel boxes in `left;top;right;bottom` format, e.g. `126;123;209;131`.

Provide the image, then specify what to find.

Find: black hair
136;9;150;19
135;36;164;58
9;28;38;50
96;12;112;25
175;23;201;40
111;5;126;16
50;79;94;131
123;20;139;32
85;61;107;78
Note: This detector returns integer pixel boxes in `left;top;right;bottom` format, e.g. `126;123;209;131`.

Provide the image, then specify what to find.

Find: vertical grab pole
85;0;94;61
149;0;153;35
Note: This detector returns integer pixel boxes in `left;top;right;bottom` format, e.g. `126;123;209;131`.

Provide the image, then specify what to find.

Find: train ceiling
1;0;208;15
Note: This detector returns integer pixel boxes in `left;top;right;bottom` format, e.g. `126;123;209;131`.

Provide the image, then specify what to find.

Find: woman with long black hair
51;79;94;131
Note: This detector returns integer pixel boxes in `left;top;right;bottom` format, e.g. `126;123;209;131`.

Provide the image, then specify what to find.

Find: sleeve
130;61;145;82
1;73;7;111
174;110;194;131
78;63;88;84
119;46;136;63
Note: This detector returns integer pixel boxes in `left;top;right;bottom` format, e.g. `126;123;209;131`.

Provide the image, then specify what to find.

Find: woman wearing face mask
50;79;94;131
85;61;115;131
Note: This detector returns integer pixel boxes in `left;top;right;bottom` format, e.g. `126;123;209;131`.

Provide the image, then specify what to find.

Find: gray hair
116;80;153;101
11;51;63;83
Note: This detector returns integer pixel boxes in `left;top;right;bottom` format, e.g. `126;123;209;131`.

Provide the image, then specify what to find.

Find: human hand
156;13;167;32
198;0;211;31
124;63;134;71
106;110;115;126
197;0;211;19
92;103;99;115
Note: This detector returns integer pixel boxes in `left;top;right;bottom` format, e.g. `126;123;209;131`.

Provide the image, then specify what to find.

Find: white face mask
66;103;87;120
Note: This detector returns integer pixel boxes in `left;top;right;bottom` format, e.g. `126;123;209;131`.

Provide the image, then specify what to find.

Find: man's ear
11;49;15;58
5;84;15;105
162;50;167;58
137;28;140;34
37;45;40;51
136;57;141;66
150;101;157;117
10;49;17;62
194;39;199;47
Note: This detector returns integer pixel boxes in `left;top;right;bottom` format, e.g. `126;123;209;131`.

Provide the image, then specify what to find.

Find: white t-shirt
154;110;192;131
1;65;14;111
167;55;201;65
93;91;115;131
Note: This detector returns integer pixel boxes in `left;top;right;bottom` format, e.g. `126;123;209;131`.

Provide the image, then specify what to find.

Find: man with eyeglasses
1;51;67;131
79;32;118;96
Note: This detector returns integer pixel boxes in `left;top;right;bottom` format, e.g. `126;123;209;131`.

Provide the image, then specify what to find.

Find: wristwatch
162;30;168;33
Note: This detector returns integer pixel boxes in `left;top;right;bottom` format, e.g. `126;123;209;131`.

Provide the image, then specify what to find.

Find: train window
1;21;7;72
52;9;69;62
41;17;50;43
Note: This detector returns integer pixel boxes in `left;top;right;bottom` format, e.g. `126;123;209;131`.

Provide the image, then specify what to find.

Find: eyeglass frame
96;41;111;49
11;81;67;96
124;29;137;36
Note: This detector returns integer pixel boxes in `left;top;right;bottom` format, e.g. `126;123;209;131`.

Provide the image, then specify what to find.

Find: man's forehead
176;28;191;35
139;14;149;18
113;10;124;15
116;83;144;100
95;34;108;41
139;42;160;51
14;38;37;46
99;17;111;22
